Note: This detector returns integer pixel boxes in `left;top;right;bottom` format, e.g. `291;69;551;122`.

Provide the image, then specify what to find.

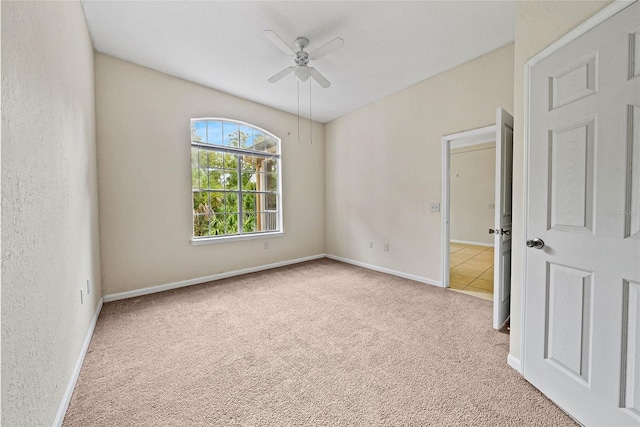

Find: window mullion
192;141;279;159
237;154;243;234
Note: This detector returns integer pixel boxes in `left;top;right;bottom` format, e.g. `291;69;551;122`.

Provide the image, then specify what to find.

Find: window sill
191;231;284;245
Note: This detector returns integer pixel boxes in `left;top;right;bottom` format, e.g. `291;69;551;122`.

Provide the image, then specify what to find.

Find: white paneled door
494;107;514;330
524;2;640;426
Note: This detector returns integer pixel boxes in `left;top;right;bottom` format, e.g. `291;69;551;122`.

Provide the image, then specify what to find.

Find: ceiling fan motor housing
295;38;310;67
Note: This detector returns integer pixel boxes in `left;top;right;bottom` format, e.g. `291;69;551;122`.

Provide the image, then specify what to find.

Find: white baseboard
103;254;326;302
325;254;442;287
450;239;494;248
507;353;522;374
54;298;103;427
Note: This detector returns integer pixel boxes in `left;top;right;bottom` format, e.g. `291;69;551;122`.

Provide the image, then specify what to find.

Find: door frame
441;124;496;289
520;0;634;376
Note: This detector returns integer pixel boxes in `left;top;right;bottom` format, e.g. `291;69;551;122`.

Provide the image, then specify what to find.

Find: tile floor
449;243;494;301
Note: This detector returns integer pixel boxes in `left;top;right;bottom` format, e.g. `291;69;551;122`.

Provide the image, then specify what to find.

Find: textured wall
509;0;610;362
450;142;496;245
1;2;102;426
325;44;514;282
95;54;325;295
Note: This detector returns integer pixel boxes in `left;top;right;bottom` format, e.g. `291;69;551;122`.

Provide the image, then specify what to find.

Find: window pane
199;167;208;189
241;156;258;191
254;193;265;212
207;169;224;190
207;121;223;146
225;213;239;234
253;131;266;150
242;193;256;212
210;213;225;236
224;193;238;213
209;192;224;213
192;166;202;190
241;155;258;172
242;171;257;191
198;148;208;169
191;147;198;167
209;169;229;190
192;121;206;142
255;212;264;231
194;213;210;237
263;211;278;231
267;193;277;211
243;213;256;233
266;173;277;192
224;153;238;169
253;173;265;192
223;122;239;147
264;137;278;153
193;191;209;211
225;170;238;191
208;151;224;168
239;125;254;149
264;158;277;174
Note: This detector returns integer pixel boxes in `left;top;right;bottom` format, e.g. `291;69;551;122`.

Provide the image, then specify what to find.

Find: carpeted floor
63;259;576;426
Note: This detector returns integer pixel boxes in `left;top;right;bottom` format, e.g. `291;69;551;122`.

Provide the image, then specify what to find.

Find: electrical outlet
87;278;91;294
384;243;390;252
263;241;269;249
369;241;374;249
489;203;495;209
430;203;440;213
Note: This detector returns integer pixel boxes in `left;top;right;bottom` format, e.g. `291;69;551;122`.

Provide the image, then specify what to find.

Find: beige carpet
63;259;575;426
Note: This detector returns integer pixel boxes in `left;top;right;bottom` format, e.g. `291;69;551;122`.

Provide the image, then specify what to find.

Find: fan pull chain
309;80;312;145
297;80;300;143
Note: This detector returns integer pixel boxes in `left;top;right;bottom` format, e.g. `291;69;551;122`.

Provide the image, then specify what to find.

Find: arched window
190;118;281;241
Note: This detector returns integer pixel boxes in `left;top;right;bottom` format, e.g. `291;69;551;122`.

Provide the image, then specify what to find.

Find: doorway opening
449;140;497;301
442;108;514;330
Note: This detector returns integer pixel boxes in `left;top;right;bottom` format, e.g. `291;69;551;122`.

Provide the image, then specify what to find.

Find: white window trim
191;230;284;245
190;117;283;242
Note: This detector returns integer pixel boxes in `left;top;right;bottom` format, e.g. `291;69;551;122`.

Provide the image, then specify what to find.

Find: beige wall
95;55;325;295
509;0;610;362
450;142;496;245
1;2;102;425
325;44;514;281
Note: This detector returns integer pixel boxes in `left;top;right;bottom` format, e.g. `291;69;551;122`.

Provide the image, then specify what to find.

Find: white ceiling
81;1;515;123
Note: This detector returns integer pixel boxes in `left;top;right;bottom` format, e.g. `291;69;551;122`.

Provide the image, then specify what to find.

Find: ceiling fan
264;30;344;88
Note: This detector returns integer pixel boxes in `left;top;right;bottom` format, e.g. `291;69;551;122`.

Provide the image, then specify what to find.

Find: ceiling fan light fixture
295;66;311;82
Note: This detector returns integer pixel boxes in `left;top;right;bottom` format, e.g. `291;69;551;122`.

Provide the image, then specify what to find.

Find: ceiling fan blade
264;30;296;57
309;37;344;60
309;67;331;88
268;66;296;83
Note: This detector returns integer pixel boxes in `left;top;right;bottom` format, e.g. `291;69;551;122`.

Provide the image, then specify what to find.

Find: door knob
489;228;500;234
526;238;544;249
501;229;511;235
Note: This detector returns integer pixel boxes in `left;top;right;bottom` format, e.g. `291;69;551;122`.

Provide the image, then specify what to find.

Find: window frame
190;118;283;244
